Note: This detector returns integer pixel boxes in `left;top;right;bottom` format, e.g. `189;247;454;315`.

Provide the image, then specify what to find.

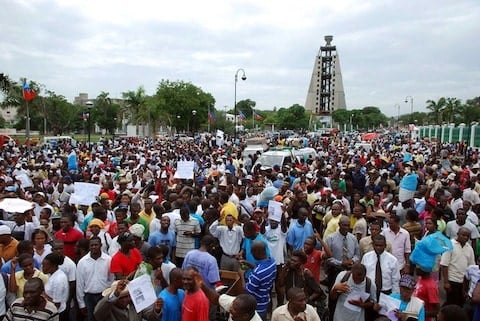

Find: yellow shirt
15;269;48;298
139;210;156;226
323;215;341;241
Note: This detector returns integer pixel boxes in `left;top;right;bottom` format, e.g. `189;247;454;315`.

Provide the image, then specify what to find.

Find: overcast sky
1;0;479;117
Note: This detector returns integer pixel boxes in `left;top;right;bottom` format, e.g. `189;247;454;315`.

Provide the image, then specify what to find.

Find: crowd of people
0;131;478;321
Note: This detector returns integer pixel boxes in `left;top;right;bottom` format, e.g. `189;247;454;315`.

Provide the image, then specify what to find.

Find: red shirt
110;248;142;277
54;228;84;260
414;276;439;321
182;289;209;321
303;249;324;282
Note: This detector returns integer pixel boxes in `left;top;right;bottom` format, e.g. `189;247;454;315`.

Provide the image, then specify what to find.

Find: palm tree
444;97;462;124
122;87;146;136
426;97;446;125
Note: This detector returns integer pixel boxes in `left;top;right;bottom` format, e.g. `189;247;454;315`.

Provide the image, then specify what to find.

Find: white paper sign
268;200;283;222
216;130;224;147
378;293;401;316
174;161;195;179
69;182;101;206
127;274;157;312
344;291;371;312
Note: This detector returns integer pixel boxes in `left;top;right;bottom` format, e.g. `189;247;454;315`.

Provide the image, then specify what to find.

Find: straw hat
374;209;389;219
102;280;130;298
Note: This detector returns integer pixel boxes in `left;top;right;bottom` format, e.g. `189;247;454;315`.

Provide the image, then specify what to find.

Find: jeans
84;293;103;321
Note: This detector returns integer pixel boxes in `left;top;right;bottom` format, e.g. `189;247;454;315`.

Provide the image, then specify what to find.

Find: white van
252;149;295;170
293;147;317;163
43;136;78;148
242;145;265;162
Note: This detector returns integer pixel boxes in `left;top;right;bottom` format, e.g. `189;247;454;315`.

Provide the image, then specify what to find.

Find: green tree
122;86;147;136
426;97;446;125
236;99;256;118
351;106;388;130
276;104;309;129
458;101;480;125
92;92;120;136
443;97;462;124
332;109;352;127
43;91;79;135
153;80;215;133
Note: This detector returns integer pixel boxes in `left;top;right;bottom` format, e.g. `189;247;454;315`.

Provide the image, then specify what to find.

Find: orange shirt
0;238;19;262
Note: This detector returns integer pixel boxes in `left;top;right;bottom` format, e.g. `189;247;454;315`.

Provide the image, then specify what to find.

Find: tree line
2;73;477;135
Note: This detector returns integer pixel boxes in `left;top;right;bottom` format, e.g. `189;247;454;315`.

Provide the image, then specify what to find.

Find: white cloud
1;0;479;117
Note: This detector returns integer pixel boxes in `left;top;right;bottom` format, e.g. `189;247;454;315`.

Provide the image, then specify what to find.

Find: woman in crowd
32;228;52;266
43;252;69;321
9;253;48;298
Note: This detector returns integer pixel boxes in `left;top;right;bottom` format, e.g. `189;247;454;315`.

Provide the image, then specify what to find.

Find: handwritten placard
69;182;101;206
174;161;195;179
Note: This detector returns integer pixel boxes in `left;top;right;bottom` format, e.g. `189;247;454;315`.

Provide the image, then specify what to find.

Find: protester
93;279;162;321
6;277;58;321
0;128;478;321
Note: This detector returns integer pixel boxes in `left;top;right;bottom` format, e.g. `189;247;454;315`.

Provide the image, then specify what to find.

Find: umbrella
0;198;34;213
361;132;379;141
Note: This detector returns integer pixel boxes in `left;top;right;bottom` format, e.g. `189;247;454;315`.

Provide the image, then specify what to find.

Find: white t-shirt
263;225;287;264
45;269;69;312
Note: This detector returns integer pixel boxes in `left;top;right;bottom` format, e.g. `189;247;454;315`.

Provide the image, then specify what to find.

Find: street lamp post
395;104;400;129
405;96;413;124
350;114;354;131
234;68;247;141
85;101;93;148
188;110;197;133
113;117;117;141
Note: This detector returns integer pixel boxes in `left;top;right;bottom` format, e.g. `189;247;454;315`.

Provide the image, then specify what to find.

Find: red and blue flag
22;80;36;102
208;111;216;123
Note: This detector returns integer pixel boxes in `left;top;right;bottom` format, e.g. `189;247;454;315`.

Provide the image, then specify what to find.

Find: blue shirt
242;234;271;264
1;258;41;274
182;250;220;289
148;230;176;258
190;214;204;249
67;151;78;171
245;258;276;318
287;220;314;250
158;288;185;321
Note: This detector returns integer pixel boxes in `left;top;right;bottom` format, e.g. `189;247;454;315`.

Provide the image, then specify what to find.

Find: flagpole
207;107;211;133
253;107;255;133
26;100;30;144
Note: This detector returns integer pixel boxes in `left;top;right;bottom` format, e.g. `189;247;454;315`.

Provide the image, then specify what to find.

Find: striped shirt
245;258;277;317
174;217;201;258
7;298;59;321
326;231;360;267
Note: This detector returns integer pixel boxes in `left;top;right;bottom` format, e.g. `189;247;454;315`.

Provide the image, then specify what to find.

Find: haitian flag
254;112;263;121
22;80;36;102
238;110;247;121
208;111;216;123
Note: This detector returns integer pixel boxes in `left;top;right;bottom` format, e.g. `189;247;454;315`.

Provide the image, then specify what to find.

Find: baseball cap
399;274;416;289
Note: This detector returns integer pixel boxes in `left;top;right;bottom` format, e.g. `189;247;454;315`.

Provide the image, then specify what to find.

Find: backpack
340;271;372;294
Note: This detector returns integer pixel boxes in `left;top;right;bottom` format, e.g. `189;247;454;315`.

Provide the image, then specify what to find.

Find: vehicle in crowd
242;145;266;162
353;142;373;152
42;136;78;148
294;147;317;163
252;147;317;171
174;133;194;142
252;148;295;170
